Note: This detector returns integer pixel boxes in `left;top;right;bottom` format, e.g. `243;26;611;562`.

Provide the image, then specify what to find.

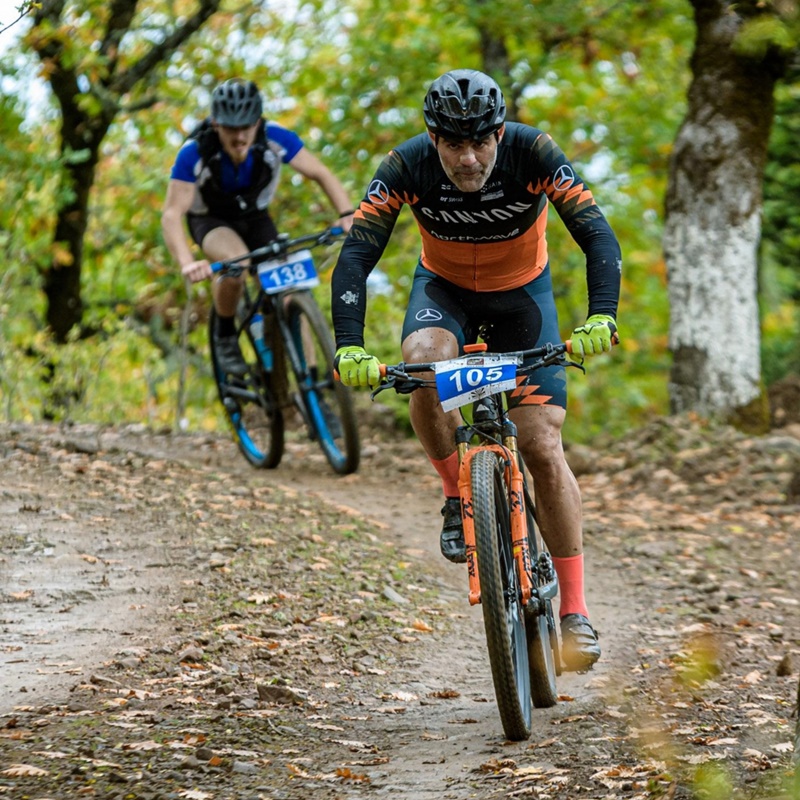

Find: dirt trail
1;425;637;775
1;419;798;800
270;434;645;796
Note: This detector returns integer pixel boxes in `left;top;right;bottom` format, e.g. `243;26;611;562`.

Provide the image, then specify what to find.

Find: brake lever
559;354;585;373
217;265;245;280
370;379;395;400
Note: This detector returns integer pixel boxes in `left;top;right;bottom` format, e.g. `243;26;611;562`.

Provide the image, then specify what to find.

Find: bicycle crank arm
222;385;264;405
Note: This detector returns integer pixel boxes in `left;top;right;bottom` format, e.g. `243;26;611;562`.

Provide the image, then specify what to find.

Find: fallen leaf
739;567;759;579
247;593;272;605
527;738;558;750
1;764;49;777
388;691;417;702
331;739;377;752
122;740;162;751
428;689;460;699
336;767;370;782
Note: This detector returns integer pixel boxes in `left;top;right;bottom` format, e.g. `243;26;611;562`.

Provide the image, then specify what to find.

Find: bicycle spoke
282;292;360;474
209;308;284;468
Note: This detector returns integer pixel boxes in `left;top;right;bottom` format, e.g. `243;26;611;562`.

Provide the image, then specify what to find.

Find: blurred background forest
0;0;798;445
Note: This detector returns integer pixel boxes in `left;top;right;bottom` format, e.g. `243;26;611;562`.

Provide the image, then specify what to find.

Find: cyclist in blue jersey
332;69;622;671
162;78;355;376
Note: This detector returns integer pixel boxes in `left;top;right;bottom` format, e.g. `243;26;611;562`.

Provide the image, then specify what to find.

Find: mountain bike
209;227;359;475
372;341;581;740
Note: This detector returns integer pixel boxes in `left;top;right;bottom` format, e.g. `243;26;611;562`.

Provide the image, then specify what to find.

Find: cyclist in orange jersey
331;69;621;671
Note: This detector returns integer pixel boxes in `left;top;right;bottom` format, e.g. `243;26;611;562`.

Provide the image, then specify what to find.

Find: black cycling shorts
401;262;567;409
187;213;278;251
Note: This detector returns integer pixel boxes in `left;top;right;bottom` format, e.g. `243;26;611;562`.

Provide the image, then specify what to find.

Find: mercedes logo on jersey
553;165;575;191
367;180;391;205
416;308;443;322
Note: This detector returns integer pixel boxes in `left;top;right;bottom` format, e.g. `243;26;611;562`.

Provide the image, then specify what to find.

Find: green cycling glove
334;345;381;389
570;314;618;358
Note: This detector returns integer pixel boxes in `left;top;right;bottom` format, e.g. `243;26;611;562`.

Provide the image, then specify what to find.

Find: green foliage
0;0;764;444
733;15;797;59
761;81;800;383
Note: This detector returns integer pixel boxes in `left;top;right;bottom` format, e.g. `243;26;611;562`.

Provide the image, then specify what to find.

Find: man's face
214;121;259;165
431;131;501;192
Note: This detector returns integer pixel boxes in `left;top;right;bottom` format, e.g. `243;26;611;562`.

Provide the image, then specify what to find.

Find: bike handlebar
210;226;345;275
373;341;577;396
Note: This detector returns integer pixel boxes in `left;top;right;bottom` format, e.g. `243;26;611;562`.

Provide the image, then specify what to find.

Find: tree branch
99;0;139;75
109;0;222;95
0;0;38;35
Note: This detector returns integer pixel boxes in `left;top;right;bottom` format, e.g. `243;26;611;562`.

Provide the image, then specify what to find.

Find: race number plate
434;355;519;412
257;249;319;294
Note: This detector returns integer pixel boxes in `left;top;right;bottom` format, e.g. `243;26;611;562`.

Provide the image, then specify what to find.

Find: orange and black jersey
332;122;621;347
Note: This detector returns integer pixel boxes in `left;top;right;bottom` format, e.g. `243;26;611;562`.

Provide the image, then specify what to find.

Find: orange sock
552;554;590;619
428;452;460;498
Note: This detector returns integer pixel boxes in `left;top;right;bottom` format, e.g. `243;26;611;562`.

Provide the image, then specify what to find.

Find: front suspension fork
457;438;536;608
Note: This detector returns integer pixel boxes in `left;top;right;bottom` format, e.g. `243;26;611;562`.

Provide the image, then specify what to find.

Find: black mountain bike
373;341;582;740
210;227;359;475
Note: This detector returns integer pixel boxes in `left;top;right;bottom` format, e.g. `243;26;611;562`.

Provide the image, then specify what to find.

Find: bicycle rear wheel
282;291;360;475
209;308;284;469
524;502;559;707
471;449;531;741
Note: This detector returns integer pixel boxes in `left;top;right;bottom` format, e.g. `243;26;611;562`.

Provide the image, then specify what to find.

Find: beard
444;151;497;193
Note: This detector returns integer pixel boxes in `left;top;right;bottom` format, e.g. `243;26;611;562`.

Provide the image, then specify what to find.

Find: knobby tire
522;482;559;707
209;308;284;469
472;449;532;741
283;291;360;475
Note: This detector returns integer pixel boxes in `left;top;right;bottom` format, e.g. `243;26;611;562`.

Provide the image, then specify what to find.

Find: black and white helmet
423;69;506;140
211;79;263;127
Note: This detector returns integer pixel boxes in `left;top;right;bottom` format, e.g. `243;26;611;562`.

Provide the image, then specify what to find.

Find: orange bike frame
457;444;536;608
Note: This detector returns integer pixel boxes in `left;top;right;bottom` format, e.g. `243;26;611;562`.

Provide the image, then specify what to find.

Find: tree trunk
664;1;780;417
44;143;103;342
30;0;223;344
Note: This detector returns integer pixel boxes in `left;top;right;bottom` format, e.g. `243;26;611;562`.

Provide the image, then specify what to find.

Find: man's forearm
161;213;195;268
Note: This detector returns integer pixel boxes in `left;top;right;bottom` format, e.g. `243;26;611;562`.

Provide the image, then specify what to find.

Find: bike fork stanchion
458;442;536;609
457;436;481;606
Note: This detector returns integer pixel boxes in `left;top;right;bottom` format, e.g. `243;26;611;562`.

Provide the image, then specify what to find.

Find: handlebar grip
379;364;387;377
565;339;572;354
210;261;223;273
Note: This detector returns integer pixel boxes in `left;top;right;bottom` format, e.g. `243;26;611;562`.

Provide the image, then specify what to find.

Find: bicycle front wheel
472;449;531;741
282;292;360;475
209;308;284;469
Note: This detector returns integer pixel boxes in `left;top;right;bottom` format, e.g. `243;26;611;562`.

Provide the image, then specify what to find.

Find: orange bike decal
458;445;535;607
